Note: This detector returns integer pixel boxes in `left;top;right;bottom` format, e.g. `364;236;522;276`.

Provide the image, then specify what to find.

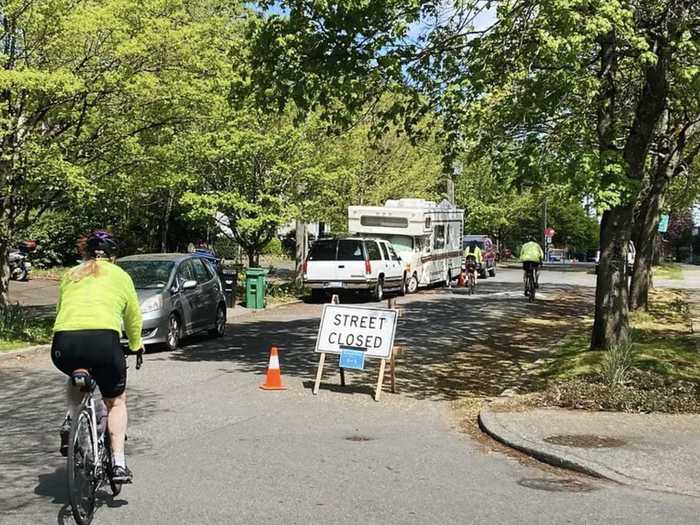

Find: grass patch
0;304;53;352
540;289;700;412
653;263;683;280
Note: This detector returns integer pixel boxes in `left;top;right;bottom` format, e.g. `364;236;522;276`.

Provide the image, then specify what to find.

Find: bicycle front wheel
68;407;97;525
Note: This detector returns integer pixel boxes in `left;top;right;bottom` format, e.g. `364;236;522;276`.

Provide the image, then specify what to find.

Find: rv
348;199;464;292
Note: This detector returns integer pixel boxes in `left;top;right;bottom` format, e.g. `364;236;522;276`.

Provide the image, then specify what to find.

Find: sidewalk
479;406;700;498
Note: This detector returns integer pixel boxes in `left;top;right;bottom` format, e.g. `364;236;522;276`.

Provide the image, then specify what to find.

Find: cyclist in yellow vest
464;241;482;286
520;236;544;296
52;231;143;483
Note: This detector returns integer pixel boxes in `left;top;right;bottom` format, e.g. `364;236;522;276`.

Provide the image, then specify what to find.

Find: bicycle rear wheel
103;431;122;496
528;272;536;302
68;407;97;525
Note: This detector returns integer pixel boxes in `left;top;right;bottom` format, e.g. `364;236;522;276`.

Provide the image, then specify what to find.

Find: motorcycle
8;241;36;281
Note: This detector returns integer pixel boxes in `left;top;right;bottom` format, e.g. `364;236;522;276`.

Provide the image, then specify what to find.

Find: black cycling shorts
51;330;127;398
522;261;540;271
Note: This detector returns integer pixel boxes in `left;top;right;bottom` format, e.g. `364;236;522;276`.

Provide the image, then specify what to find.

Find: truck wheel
398;274;407;296
407;273;419;294
373;278;384;302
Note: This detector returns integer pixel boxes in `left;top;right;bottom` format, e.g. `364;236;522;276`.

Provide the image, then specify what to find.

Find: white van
348;199;464;292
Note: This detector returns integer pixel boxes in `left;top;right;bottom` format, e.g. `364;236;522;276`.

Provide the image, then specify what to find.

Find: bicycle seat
71;369;96;392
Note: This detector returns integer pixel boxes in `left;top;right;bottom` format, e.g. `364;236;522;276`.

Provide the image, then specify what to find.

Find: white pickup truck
304;237;405;301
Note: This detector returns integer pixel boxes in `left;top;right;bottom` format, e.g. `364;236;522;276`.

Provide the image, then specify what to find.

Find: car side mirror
182;280;197;291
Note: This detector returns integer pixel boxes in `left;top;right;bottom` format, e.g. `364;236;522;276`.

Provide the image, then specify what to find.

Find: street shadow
0;366;161;516
170;280;595;402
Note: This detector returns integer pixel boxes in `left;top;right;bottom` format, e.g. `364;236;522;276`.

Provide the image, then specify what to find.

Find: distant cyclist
520;235;544;296
464;241;482;286
52;231;143;483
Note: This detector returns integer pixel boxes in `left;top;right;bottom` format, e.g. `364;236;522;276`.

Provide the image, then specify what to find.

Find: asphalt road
2;268;699;524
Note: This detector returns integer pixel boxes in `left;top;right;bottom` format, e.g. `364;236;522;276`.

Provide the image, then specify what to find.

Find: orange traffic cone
260;346;286;390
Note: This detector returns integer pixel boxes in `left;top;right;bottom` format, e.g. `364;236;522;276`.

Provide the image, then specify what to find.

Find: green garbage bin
245;268;269;309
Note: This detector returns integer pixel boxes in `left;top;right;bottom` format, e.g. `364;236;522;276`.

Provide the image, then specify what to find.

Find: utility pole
447;160;461;204
295;219;307;283
543;197;548;262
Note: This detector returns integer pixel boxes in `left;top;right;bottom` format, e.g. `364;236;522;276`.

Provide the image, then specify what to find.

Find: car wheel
209;305;226;338
165;313;181;351
397;274;407;297
373;278;384;302
489;265;496;278
407;273;419;294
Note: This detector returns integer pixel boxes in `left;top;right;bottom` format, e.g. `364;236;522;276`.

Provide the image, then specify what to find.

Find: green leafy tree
243;0;699;350
0;0;246;304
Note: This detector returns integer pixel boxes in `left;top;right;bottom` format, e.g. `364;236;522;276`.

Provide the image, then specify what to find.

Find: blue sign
339;349;366;370
658;214;669;233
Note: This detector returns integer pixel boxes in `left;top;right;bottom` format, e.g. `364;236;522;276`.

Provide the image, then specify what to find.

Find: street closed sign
315;304;398;359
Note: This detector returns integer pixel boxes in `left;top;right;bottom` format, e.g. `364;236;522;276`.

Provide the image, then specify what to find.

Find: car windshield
118;260;175;289
465;241;484;250
378;235;414;253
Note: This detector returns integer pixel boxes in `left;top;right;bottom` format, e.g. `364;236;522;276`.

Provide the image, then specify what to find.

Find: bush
544;370;700;413
261;237;284;256
0;304;53;344
600;342;635;387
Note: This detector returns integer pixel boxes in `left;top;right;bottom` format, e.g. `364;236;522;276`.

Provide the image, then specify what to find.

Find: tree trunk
591;205;634;350
0;243;10;308
246;248;258;268
629;179;666;311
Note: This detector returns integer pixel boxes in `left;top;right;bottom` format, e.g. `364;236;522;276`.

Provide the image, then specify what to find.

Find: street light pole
543;197;548;262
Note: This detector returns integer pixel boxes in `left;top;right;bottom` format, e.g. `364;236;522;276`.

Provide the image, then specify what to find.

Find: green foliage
0;305;53;350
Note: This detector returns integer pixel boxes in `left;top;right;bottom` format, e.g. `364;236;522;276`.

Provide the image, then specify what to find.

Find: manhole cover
518;478;596;493
344;435;373;442
543;434;626;448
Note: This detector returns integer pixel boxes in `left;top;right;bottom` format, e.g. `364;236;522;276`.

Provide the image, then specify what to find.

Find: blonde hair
68;236;102;282
68;259;102;282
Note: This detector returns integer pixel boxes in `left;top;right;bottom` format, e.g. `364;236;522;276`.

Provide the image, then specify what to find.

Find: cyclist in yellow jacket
464;241;482;286
520;235;544;296
52;231;142;483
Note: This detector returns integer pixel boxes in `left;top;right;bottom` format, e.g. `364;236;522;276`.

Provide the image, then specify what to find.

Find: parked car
304;237;405;302
116;253;226;351
462;235;497;278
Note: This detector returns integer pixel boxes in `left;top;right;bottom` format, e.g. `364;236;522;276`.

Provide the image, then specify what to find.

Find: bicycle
524;262;537;302
66;351;143;525
465;256;477;295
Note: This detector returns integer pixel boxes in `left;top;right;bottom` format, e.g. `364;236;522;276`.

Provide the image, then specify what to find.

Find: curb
227;299;304;319
478;406;609;481
478;406;700;498
0;344;50;363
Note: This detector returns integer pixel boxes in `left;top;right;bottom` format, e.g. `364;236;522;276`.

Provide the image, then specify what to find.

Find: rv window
379;242;390;260
388;245;401;261
360;216;409;228
384;235;413;252
308;240;337;261
365;241;382;261
433;225;445;250
338;240;365;261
